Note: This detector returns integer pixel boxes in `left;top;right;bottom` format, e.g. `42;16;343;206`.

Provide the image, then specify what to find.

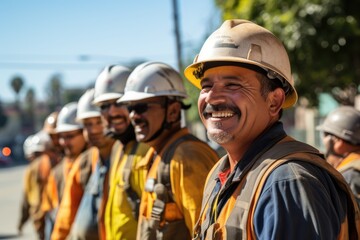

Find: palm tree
10;75;24;110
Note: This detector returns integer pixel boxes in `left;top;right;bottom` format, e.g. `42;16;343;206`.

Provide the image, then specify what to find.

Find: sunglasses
99;101;124;112
127;102;164;114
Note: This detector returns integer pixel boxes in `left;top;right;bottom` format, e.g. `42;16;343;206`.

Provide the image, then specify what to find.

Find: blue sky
0;0;220;103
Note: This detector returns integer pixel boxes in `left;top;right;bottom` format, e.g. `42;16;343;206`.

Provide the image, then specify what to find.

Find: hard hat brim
76;112;101;122
56;125;83;133
117;91;188;103
184;58;297;109
93;93;123;106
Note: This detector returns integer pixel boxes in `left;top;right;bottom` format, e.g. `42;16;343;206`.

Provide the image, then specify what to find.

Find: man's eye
201;86;212;93
226;83;241;89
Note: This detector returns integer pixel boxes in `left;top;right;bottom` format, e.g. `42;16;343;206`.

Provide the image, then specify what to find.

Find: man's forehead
202;66;258;80
82;116;102;123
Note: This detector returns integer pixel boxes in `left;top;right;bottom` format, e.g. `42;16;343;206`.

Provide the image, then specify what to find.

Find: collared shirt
211;122;286;220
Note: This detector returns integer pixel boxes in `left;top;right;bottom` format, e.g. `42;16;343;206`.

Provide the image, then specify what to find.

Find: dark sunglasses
99;101;124;111
127;102;164;114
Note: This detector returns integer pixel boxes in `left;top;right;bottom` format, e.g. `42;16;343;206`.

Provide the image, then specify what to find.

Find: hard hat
56;102;83;133
23;131;52;159
31;130;53;153
76;88;101;121
23;134;35;159
184;19;297;109
43;111;59;135
118;61;188;103
93;65;131;105
316;106;360;145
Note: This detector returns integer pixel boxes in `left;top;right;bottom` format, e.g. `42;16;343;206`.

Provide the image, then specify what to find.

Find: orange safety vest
194;138;360;240
337;153;360;173
139;133;218;240
51;147;99;240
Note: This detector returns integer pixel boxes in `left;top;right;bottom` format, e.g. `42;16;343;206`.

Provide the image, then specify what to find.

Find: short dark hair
256;73;284;118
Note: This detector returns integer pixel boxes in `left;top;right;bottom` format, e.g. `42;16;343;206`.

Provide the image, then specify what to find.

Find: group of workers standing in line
17;18;360;240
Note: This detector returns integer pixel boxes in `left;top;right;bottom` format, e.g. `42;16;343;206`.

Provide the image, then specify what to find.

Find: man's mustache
202;104;241;117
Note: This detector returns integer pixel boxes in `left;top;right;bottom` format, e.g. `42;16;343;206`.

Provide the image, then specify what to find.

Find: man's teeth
211;112;234;117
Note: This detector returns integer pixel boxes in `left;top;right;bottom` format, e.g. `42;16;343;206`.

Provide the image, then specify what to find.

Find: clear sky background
0;0;220;103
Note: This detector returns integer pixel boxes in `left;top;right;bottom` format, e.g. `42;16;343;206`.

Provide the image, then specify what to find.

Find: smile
211;111;234;118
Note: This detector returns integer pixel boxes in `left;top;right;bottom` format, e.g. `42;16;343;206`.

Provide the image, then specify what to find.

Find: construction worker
67;88;115;240
50;101;99;240
92;65;149;239
317;106;360;206
118;61;219;240
42;111;64;165
22;134;36;162
40;111;65;240
184;19;360;239
18;130;55;239
41;102;86;240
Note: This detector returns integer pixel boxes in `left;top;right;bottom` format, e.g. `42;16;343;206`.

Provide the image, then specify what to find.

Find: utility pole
171;0;183;71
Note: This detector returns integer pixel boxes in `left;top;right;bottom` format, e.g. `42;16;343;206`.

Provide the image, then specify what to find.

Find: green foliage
63;88;84;103
183;77;201;123
215;0;360;106
10;75;24;95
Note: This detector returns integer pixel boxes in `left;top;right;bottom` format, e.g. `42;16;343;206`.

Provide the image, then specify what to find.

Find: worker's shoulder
78;146;99;161
264;158;337;193
170;134;218;164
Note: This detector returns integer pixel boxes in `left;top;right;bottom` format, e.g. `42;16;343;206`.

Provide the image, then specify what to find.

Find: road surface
0;163;37;239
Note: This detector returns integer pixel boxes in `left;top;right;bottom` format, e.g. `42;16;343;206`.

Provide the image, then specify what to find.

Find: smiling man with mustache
184;19;360;240
118;61;219;240
92;65;149;240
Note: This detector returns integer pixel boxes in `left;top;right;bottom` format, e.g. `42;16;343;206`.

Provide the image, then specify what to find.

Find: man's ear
267;88;285;116
167;101;181;123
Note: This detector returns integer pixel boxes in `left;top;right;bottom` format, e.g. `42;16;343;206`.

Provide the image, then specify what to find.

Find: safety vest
337;155;360;173
194;138;360;240
105;140;149;240
51;147;99;240
139;134;206;240
53;159;66;203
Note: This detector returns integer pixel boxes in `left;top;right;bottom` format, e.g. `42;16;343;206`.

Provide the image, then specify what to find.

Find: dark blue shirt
205;121;348;239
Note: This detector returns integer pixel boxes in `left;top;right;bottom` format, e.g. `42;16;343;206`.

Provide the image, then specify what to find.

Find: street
0;164;36;239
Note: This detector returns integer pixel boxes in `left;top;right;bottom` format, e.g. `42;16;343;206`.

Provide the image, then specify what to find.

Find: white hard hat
56;102;83;133
184;19;297;109
118;61;188;103
23;134;35;159
76;88;101;121
43;111;59;135
31;130;53;152
23;131;52;158
93;65;131;105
